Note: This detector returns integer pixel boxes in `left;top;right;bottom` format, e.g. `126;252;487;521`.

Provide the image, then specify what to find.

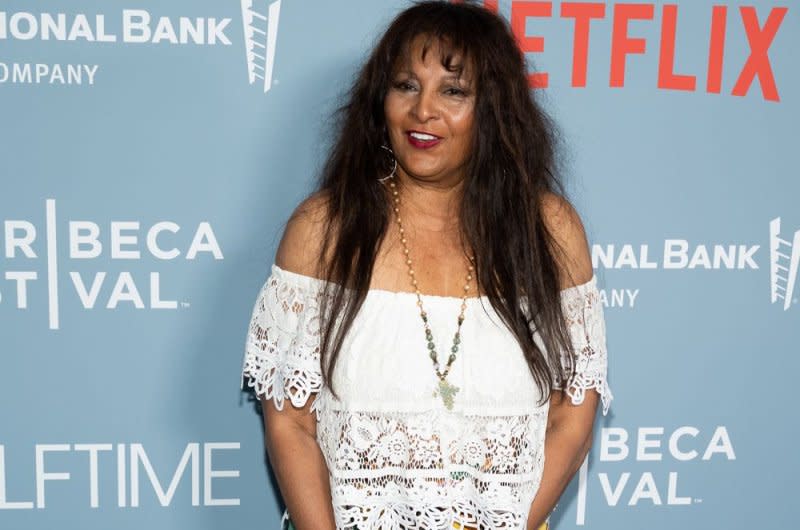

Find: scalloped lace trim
241;274;324;413
556;276;613;415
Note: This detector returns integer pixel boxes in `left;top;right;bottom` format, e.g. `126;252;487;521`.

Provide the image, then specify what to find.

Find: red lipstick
406;130;442;149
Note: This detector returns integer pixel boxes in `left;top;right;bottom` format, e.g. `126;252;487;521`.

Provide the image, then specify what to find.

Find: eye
392;80;416;91
444;86;469;97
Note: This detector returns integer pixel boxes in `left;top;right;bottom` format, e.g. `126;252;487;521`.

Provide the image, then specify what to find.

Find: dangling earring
377;143;397;182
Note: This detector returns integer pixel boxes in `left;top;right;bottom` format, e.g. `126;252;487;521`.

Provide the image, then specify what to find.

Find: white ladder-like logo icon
241;0;281;93
769;217;800;311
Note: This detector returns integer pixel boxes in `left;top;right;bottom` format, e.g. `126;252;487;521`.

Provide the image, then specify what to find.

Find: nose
411;87;438;122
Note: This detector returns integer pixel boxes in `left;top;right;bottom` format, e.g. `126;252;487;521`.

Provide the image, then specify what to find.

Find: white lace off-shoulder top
241;264;612;530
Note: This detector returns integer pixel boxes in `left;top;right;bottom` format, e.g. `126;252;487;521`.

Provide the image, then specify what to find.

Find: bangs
392;32;473;80
378;3;493;88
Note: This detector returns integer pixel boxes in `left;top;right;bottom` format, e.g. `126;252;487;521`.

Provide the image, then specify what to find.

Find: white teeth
410;132;437;141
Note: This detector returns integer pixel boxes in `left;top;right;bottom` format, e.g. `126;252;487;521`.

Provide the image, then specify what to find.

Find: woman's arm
525;391;598;529
262;396;336;530
525;192;603;529
263;192;337;530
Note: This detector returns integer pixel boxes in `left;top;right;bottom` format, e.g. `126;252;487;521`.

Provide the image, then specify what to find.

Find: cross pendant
436;379;460;410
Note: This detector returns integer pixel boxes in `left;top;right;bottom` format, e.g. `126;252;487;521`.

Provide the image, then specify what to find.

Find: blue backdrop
1;1;797;528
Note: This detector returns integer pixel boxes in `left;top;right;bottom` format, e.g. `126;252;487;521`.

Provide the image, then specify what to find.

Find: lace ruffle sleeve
240;266;324;412
557;275;613;415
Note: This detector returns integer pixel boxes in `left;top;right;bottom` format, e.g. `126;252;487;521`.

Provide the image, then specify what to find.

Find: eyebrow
392;70;472;84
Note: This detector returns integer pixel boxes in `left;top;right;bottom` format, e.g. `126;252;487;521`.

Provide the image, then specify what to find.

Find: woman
241;2;612;529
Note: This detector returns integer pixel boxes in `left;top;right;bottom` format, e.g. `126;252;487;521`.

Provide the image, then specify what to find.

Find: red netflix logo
455;1;788;102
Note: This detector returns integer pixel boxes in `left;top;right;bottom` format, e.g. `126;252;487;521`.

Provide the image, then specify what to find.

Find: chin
398;159;443;177
402;167;442;180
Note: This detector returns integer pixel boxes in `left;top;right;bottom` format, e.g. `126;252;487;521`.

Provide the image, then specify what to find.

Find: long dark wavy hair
311;1;576;406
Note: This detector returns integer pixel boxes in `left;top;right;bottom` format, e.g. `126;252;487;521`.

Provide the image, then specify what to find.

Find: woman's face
384;37;476;185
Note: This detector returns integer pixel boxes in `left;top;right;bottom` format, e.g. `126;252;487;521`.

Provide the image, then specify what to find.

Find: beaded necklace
387;176;475;410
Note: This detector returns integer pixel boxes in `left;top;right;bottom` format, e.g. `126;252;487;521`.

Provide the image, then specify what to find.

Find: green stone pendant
436;379;460;410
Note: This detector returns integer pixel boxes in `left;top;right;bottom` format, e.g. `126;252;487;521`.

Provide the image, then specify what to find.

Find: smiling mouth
406;131;442;149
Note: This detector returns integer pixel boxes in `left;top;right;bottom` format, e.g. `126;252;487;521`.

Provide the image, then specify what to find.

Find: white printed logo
1;199;224;329
0;442;241;509
1;5;282;91
769;217;800;311
240;0;281;93
593;216;800;311
574;425;735;525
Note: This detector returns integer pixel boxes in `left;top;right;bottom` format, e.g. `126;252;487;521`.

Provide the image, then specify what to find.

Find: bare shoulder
539;191;593;288
274;190;332;278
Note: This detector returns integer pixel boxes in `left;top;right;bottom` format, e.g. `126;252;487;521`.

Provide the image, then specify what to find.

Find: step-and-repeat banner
1;1;796;529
